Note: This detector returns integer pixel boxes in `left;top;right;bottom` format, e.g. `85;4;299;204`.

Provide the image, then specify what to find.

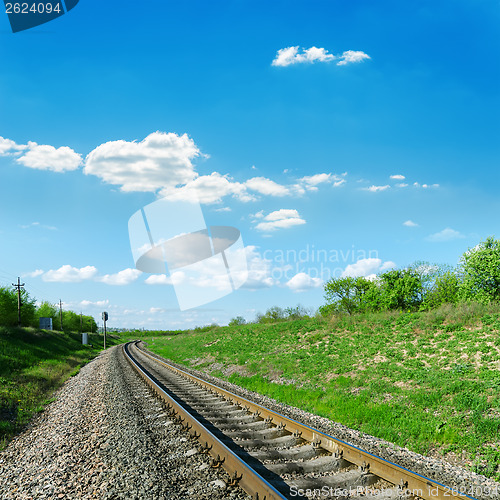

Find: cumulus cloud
336;50;371;66
272;46;335;66
42;265;98;283
285;272;323;292
403;220;418;227
239;246;277;290
254;209;306;232
342;258;396;279
97;268;142;286
272;47;370;67
426;228;465;242
245;177;289;196
160;172;251;204
0;136;82;172
363;185;390;192
0;136;27;155
17;142;82;172
84;131;201;192
413;182;439;189
144;271;186;286
390;174;405;180
80;299;109;308
149;307;165;313
22;269;44;278
160;172;342;204
295;172;346;193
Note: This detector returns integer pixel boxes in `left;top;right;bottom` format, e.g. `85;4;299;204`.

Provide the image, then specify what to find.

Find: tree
284;304;310;320
459;237;500;303
228;316;246;326
256;306;286;323
323;276;380;315
379;269;423;311
422;271;460;309
0;286;18;326
0;286;36;327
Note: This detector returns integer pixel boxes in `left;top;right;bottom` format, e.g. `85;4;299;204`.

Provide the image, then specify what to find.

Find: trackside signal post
102;311;108;349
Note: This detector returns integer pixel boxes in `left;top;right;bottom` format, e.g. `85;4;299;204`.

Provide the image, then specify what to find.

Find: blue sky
0;0;499;329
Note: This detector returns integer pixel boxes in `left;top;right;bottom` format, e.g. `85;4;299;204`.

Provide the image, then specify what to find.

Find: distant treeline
320;236;500;316
0;286;97;332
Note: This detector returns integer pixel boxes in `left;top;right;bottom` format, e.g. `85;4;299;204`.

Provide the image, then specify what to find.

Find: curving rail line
122;341;478;500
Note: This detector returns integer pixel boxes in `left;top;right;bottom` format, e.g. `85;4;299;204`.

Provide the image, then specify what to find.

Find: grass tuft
0;327;119;449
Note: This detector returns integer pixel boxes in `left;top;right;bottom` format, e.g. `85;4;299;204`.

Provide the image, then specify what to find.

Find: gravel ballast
0;346;250;499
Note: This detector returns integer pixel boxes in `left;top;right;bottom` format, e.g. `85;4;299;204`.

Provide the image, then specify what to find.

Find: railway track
123;341;478;500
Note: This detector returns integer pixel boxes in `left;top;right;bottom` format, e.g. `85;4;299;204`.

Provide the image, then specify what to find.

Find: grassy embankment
0;327;120;449
126;303;500;480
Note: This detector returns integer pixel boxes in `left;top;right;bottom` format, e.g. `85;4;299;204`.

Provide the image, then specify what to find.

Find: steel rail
123;342;288;500
136;342;478;500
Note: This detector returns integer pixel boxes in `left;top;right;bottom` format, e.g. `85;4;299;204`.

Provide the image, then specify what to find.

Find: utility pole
12;277;25;327
59;299;63;331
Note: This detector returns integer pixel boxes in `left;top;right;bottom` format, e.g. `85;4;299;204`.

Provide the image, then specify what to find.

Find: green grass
0;326;120;449
121;303;500;481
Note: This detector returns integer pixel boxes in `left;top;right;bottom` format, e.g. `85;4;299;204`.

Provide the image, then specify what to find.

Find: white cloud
396;183;408;188
98;268;142;286
285;272;323;292
426;228;465;242
379;261;396;272
272;46;335;66
84;131;201;193
240;246;277;290
414;182;440;189
254;209;306;232
264;209;300;221
144;271;186;286
298;172;346;189
42;265;98;283
161;172;324;204
245;177;289;196
403;220;418;227
160;172;252;204
342;258;396;278
0;136;81;172
337;50;371;66
364;185;390;192
16;142;82;172
390;174;405;180
19;221;57;230
0;136;26;155
22;269;44;278
272;47;370;67
80;299;109;308
149;307;165;314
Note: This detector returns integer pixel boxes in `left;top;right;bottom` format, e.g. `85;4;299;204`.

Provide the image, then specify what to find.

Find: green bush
459;236;500;303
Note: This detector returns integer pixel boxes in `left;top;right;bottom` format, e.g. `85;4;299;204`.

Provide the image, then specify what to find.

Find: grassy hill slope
135;303;500;480
0;327;119;448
